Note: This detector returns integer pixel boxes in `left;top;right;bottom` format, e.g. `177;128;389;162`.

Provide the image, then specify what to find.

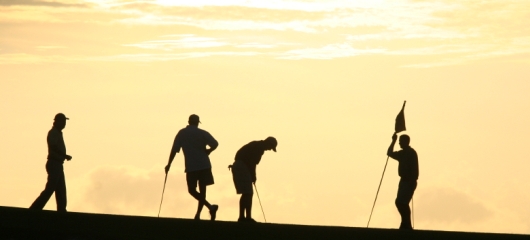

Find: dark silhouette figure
165;114;219;221
229;137;277;223
29;113;72;212
387;133;419;230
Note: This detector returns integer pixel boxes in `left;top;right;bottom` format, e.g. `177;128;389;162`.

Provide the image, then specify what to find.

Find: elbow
211;143;219;150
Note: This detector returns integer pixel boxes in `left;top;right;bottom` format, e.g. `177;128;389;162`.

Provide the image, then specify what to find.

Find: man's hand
65;155;72;161
391;132;398;142
164;164;171;174
205;148;213;155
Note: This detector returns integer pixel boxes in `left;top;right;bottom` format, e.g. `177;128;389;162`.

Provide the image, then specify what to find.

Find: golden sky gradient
1;0;530;234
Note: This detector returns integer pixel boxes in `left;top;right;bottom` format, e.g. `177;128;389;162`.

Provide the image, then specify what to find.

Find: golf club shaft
254;183;267;223
157;173;168;217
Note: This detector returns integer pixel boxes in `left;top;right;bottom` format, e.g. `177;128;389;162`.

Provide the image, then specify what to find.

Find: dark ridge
0;206;527;240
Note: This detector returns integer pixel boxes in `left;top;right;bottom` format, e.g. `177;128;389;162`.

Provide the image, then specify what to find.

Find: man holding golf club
230;137;277;223
165;114;219;221
387;132;419;230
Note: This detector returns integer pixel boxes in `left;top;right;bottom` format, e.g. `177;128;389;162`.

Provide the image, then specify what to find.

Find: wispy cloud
0;0;90;7
278;44;385;60
123;34;229;51
114;4;328;22
1;0;529;66
36;45;68;50
0;53;77;64
123;34;282;51
90;51;261;62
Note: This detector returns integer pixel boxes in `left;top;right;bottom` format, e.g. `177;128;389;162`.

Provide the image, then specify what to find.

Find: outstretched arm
165;151;177;173
387;132;398;157
165;135;180;173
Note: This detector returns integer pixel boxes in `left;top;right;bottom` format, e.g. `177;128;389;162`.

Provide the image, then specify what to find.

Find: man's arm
165;134;180;173
250;163;257;183
205;132;218;155
387;132;398;158
48;131;70;161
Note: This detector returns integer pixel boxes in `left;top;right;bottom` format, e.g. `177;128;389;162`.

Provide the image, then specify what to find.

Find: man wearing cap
387;133;419;230
230;137;277;223
30;113;72;212
165;114;219;221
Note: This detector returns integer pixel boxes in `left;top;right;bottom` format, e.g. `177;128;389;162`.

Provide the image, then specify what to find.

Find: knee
188;187;197;195
242;193;253;200
395;199;406;209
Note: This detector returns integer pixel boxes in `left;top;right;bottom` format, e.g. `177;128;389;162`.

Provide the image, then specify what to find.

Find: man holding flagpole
387;132;419;230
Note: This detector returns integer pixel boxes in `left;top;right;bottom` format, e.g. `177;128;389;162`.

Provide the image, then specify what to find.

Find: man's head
399;134;410;148
53;113;69;129
188;114;201;126
264;137;277;152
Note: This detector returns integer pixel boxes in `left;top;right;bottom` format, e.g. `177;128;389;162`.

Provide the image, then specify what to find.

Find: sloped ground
0;206;527;240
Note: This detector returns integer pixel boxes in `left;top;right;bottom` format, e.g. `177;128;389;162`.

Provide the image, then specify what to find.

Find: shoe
209;205;219;221
245;218;257;223
399;224;413;230
238;217;246;223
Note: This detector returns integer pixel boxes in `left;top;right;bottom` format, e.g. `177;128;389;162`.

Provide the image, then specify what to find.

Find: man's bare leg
194;184;207;220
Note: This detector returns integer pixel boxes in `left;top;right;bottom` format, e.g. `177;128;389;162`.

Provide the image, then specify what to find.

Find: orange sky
1;0;530;234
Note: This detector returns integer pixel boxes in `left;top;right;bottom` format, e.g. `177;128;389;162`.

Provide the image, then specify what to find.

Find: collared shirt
171;125;218;173
47;127;67;163
389;146;419;180
234;140;267;182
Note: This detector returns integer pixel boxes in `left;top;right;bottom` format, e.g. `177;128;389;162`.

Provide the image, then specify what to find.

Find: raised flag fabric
395;101;406;133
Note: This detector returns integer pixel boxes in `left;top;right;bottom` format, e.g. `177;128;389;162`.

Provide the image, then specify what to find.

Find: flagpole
367;156;390;228
367;101;407;228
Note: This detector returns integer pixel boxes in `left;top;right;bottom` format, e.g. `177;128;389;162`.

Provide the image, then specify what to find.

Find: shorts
396;179;417;205
231;161;253;195
186;168;214;190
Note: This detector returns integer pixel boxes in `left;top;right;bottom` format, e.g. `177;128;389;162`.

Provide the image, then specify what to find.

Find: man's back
47;127;66;162
235;141;265;166
390;147;419;180
174;125;218;172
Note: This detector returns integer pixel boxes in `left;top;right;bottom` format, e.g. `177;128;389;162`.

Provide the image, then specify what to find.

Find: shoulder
198;128;210;134
175;128;186;137
247;141;263;148
48;128;60;137
47;128;61;142
198;128;215;138
238;141;257;151
406;147;417;154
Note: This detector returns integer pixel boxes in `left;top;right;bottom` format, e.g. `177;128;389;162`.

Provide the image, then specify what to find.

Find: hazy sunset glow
1;0;530;235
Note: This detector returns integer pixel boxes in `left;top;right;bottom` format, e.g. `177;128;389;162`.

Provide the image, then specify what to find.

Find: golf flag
395;101;406;133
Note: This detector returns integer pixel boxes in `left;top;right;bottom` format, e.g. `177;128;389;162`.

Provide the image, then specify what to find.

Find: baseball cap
189;114;201;124
54;113;69;121
265;136;277;152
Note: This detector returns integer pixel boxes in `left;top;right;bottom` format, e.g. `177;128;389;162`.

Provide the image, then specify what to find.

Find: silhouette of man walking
230;137;277;223
387;133;419;230
165;114;219;221
30;113;72;212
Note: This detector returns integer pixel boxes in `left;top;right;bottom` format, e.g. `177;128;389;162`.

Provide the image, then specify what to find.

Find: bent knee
242;193;253;197
187;187;197;195
395;199;408;207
